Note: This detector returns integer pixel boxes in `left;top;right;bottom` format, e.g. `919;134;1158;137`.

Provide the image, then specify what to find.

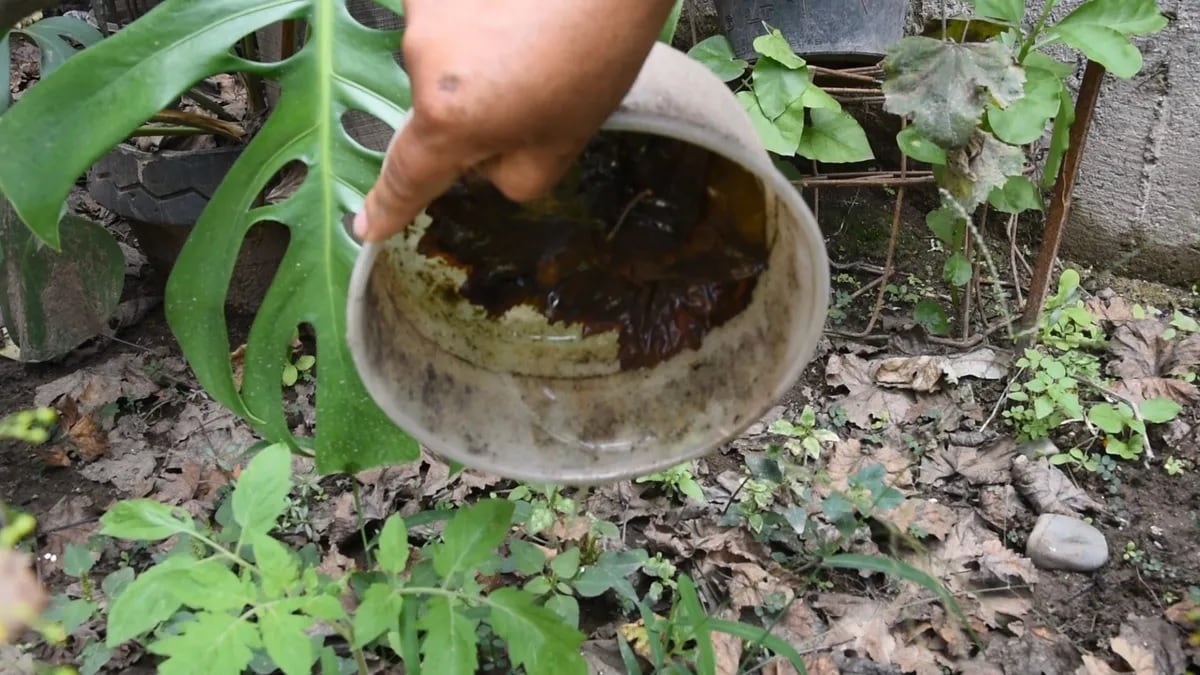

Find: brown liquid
416;131;769;371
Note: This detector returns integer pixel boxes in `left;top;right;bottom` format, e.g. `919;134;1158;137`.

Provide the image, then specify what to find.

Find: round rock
1026;513;1109;572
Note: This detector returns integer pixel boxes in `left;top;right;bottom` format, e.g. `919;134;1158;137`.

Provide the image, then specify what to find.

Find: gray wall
687;0;1200;286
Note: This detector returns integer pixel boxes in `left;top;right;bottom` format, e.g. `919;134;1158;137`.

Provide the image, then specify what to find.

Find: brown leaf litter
1011;455;1107;517
1106;319;1200;405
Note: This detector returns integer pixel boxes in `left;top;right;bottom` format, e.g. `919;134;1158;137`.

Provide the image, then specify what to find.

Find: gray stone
1026;513;1109;572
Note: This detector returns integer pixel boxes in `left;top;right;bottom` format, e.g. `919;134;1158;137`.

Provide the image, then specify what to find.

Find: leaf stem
1019;0;1057;62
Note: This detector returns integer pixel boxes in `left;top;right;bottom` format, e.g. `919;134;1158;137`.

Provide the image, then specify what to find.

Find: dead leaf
980;628;1084;675
230;344;247;390
1110;616;1188;675
153;461;205;505
1107;320;1200;405
38;447;71;468
978;538;1038;586
813;594;899;665
946;348;1011;381
78;415;158;496
977;485;1023;530
580;639;626;675
0;549;47;644
826;354;919;428
317;544;355;578
769;600;825;650
872;349;1010;393
1085;293;1137;325
763;654;838;675
34;353;161;415
822;438;914;495
39;495;98;565
1076;654;1122;675
920;440;1013;486
712;631;743;675
889;498;959;540
67;414;108;462
1011;455;1106;516
1165;598;1197;630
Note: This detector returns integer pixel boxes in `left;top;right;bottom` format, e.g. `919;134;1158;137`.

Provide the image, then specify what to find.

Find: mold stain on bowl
415;130;771;371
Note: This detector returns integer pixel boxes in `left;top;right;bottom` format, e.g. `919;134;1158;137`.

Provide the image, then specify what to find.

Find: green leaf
550;547;582;580
675;576;715;675
773;98;807;150
48;597;97;634
13;16;103;74
233;442;293;538
63;542;95;578
352;582;401;648
987;67;1063;145
799;84;842;110
944;252;973;287
913;300;951;337
281;364;299;387
488;588;588;675
377;514;410;575
574;549;649;602
1140;398;1182;424
251;532;299;598
433;499;513;579
295;354;316;371
1043;85;1076;187
927;206;966;249
677;474;706;503
897;127;946;165
546;593;581;628
751;59;809;119
706;617;810;675
936;131;1026;213
1046;0;1167;78
149;611;262;675
525;575;553;595
165;559;252;613
824;553;981;647
100;499;195;541
797;108;874;163
508;539;547;576
971;0;1024;23
419;597;478;675
686;35;748;82
752;29;806;69
882;36;1025;148
658;0;684;44
303;594;348;624
736;91;796;156
989;175;1044;214
102;567;135;599
260;606;316;675
106;556;195;645
1088;404;1127;435
0;0;420;475
78;641;113;675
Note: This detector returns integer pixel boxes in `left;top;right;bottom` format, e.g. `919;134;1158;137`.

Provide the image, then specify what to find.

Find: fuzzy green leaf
751;58;809;119
1046;0;1167;78
687;35;748;82
171;559;252;613
944;252;973;287
150;611;262;675
882;36;1025;148
736;91;796;156
574;549;649;602
100;499;195;541
752;29;805;69
797;108;874;163
0;0;420;475
232;442;293;538
971;0;1024;23
550;547;582;580
1140;398;1182;424
546;593;581;628
913;300;950;336
488;588;588;675
897;127;947;165
773;98;807;150
352;582;401;648
377;514;410;575
508;539;547;576
926;206;966;249
63;542;95;578
261;607;316;675
988;175;1043;214
419;597;478;675
434;499;514;579
105;556;196;645
251;532;299;598
987;67;1062;145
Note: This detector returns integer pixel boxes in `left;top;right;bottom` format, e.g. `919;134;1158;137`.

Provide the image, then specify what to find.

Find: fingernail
353;211;369;239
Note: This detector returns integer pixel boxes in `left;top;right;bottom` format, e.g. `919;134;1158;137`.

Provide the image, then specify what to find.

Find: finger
480;141;586;203
357;120;465;243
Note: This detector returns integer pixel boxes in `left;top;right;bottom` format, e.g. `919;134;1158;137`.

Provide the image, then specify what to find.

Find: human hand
352;0;677;243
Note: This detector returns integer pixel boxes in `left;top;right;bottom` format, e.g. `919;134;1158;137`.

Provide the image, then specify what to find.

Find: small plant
1164;456;1192;477
688;28;874;164
820;464;905;537
636;462;707;503
768;406;839;461
880;0;1168;326
0;406;57;442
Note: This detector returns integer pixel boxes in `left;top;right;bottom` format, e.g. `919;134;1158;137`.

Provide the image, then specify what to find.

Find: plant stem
190;529;256;572
1019;0;1057;62
352;480;372;569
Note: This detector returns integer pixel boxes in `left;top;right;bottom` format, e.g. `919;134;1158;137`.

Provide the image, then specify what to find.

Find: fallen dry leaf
34;353;161;415
889;498;959;540
67;414;108;462
978;627;1084;675
812;594;899;665
712;630;743;675
0;550;47;644
825;354;919;428
1165;598;1198;630
978;538;1038;586
871;349;1010;393
1085;292;1137;325
1011;455;1107;517
977;485;1023;530
38;447;71;468
822;438;914;495
1107;320;1200;405
1110;616;1188;675
39;495;97;565
920;440;1013;486
1075;653;1122;675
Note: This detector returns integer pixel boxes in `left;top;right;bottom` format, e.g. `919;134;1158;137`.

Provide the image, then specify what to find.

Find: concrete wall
687;0;1200;286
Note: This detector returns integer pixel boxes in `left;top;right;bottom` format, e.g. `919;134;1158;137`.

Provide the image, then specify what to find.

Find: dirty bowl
346;43;830;484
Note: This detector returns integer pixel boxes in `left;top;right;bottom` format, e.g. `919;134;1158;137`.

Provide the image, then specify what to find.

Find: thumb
355;121;466;243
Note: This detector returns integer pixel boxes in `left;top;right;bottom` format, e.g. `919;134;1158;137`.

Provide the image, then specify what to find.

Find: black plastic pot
714;0;908;64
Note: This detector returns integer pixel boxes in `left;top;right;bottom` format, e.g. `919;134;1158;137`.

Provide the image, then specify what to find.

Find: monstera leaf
0;0;420;473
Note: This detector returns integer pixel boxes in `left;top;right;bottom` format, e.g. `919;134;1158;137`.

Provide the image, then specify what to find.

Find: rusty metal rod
1019;59;1106;335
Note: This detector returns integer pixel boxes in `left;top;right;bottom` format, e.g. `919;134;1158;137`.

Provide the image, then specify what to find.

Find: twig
1007;213;1024;307
182;86;239;122
830;261;887;275
809;65;881;84
148;110;245;139
960;223;974;341
1020;59;1107;336
925;315;1019;349
794;175;934;189
607;189;653;241
847;274;886;301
